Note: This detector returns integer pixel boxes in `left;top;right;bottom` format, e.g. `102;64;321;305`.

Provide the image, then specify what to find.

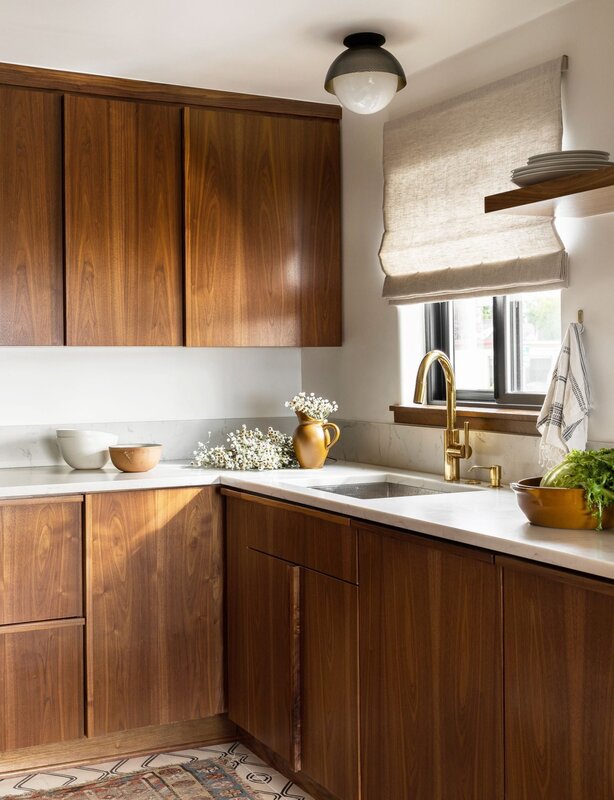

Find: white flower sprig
192;425;298;471
285;391;339;421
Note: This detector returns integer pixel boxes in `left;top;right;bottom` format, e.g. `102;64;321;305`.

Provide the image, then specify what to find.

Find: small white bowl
56;430;118;469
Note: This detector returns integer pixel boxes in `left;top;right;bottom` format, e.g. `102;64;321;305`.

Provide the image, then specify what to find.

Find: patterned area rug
27;759;259;799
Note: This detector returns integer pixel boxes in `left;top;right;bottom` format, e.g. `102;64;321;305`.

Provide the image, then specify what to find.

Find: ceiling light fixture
325;32;406;115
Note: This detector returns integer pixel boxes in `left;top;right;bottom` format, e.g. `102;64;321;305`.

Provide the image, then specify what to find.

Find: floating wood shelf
484;165;614;217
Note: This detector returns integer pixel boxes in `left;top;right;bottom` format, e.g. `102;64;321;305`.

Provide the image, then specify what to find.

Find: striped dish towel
537;322;591;467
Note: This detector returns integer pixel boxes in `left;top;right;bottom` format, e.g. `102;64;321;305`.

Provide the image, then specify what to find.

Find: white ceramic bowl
56;430;119;469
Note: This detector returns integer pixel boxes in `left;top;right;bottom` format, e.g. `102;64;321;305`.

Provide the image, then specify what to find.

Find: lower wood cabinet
85;487;225;736
501;557;614;800
228;544;300;766
225;490;359;800
0;496;84;752
358;522;503;800
0;619;84;751
0;496;82;625
2;482;613;797
300;567;359;800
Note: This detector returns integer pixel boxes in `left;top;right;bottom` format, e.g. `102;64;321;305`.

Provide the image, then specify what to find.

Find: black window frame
425;296;547;408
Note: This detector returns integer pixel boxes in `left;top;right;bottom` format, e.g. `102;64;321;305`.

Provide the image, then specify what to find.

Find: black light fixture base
343;32;386;48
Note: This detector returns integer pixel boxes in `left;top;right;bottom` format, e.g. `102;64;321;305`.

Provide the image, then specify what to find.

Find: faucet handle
462;421;472;459
469;464;502;488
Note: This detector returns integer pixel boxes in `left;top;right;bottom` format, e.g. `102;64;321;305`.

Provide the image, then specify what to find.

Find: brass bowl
109;444;162;473
511;476;614;530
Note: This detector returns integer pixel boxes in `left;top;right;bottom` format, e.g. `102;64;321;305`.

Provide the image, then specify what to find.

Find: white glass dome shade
325;32;406;115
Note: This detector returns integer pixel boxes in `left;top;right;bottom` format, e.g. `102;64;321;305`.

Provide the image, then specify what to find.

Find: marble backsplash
1;416;609;483
333;420;614;484
0;417;295;469
333;420;545;485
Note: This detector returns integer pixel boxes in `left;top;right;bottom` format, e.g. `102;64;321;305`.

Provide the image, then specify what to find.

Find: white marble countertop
1;460;613;581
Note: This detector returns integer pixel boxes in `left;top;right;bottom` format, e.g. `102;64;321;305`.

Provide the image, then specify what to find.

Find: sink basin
310;479;479;500
314;482;440;499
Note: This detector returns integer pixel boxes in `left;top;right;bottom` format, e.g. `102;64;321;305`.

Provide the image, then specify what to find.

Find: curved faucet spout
413;349;471;481
413;349;457;431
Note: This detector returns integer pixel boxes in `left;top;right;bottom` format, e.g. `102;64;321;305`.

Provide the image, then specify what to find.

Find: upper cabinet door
65;96;183;345
185;108;341;347
0;87;63;345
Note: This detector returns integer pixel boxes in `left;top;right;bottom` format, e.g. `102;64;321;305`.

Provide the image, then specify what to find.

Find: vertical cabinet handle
289;564;302;773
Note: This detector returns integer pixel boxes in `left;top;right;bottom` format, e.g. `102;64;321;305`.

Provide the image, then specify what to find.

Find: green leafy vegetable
541;449;614;530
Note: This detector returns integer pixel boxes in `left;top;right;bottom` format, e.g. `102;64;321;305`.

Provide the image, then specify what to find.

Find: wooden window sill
390;404;539;436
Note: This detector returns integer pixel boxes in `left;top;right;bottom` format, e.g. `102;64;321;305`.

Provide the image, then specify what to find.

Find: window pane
505;290;561;394
451;297;494;393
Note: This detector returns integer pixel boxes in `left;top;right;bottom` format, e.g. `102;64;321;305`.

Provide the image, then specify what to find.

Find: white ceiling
0;0;573;104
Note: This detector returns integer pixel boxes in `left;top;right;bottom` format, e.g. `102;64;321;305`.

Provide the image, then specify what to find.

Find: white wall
0;348;300;424
303;0;614;448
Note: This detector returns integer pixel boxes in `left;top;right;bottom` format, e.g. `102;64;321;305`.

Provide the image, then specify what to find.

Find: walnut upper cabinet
0;86;64;345
64;95;183;345
0;64;341;347
185;108;341;347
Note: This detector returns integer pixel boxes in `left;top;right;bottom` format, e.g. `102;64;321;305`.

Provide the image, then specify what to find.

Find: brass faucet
413;350;472;481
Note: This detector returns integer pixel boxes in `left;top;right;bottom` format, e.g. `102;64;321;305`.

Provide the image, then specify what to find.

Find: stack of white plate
511;150;612;187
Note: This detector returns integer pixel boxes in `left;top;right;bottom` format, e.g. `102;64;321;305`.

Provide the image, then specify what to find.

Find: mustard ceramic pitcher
292;412;341;469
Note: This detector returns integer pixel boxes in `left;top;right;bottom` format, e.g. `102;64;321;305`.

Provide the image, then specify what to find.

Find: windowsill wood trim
390;404;539;436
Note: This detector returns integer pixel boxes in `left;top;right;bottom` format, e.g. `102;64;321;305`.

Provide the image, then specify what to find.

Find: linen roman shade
380;57;568;304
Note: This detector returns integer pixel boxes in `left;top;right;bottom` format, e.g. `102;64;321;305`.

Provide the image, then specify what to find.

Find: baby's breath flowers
285;392;339;421
192;425;298;470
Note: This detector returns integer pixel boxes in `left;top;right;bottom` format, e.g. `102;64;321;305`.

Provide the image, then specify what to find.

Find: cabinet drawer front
224;491;356;583
0;619;85;750
0;497;83;625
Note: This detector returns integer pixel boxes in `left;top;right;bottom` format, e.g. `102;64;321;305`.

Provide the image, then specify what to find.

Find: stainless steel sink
310;480;477;500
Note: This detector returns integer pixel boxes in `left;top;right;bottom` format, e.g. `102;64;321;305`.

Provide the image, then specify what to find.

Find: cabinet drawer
0;496;83;625
223;490;356;583
0;618;85;750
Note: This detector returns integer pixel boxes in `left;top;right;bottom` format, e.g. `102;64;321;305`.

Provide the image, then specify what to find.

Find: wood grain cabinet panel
86;487;224;735
185;108;341;347
502;560;614;800
358;525;503;800
0;86;63;345
65;96;183;345
296;117;342;347
222;489;355;583
0;497;82;626
227;541;300;767
226;493;359;800
300;569;359;800
0;620;84;750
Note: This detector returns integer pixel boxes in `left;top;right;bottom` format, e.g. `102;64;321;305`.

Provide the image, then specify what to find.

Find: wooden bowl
109;444;162;473
511;476;614;530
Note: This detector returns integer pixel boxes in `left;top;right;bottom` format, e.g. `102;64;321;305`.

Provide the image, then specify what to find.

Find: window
425;290;561;407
